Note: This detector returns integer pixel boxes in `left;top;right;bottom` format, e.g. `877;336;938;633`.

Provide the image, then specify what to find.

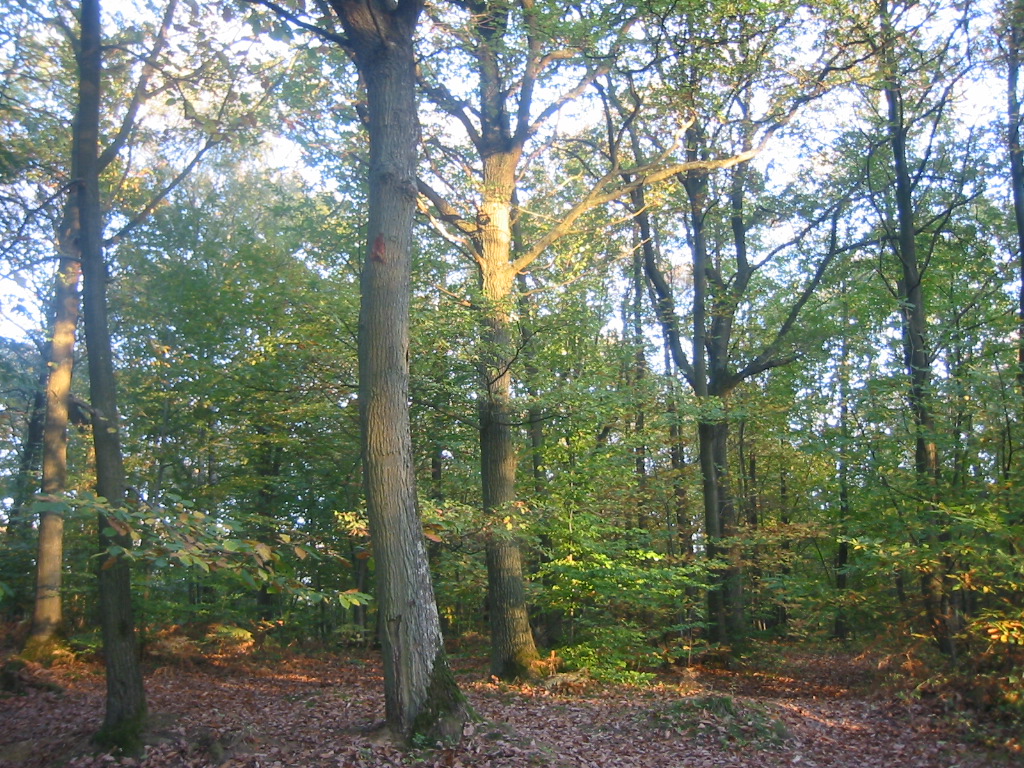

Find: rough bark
683;152;745;644
327;0;466;740
476;150;541;679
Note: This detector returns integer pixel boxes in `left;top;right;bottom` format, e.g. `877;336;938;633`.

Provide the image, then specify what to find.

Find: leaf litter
0;649;1016;768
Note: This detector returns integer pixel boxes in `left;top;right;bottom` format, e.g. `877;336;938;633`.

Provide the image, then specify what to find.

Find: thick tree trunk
684;158;746;644
479;279;540;679
477;152;540;680
70;0;147;749
328;0;466;740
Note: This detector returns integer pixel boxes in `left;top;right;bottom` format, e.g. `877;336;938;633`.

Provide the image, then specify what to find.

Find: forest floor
0;641;1020;768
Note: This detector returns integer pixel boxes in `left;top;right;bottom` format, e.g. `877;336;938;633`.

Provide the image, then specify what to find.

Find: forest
1;0;1023;765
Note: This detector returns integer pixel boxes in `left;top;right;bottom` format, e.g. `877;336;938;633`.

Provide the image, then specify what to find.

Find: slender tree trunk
667;390;691;558
630;181;691;557
834;298;852;640
70;0;147;748
328;0;466;740
516;273;562;646
880;0;955;659
9;368;47;542
1008;0;1024;391
253;434;281;619
25;119;91;651
2;368;46;622
629;245;648;531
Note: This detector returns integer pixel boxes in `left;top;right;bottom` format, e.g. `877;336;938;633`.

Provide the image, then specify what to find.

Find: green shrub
559;624;659;685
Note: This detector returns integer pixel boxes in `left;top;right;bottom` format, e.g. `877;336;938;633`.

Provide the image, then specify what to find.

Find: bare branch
246;0;349;47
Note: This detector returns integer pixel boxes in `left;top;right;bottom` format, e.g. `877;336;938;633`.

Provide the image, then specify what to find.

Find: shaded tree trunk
683;148;745;644
474;133;539;681
834;299;852;641
71;0;147;748
9;368;47;542
1008;0;1024;391
880;0;955;659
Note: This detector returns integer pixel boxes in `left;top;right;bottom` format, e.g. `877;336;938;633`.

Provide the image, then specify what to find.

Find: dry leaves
0;650;1013;768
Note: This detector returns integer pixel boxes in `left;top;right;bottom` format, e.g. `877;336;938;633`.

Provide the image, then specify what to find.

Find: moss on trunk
94;706;147;756
410;650;469;745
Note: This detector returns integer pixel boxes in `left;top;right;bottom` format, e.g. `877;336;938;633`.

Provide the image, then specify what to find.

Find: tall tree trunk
517;280;546;498
2;373;45;622
629;244;648;531
328;0;466;740
254;433;281;620
476;146;540;680
478;199;540;676
27;260;79;648
834;296;852;640
9;368;47;543
1008;0;1024;391
880;0;955;659
684;155;745;644
71;0;147;749
630;181;690;557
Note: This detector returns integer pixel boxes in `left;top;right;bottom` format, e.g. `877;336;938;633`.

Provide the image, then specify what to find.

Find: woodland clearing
0;643;1018;768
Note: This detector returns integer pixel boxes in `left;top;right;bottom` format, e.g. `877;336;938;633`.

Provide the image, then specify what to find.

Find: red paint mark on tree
372;233;387;262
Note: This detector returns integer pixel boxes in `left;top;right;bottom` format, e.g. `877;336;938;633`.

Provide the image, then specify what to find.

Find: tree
416;0;619;678
1005;0;1024;389
854;0;978;658
597;1;851;644
66;0;148;748
252;0;467;739
10;0;260;652
416;0;801;670
18;0;270;742
334;0;467;739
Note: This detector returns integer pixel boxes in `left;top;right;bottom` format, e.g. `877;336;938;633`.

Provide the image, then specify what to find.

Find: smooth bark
68;0;148;748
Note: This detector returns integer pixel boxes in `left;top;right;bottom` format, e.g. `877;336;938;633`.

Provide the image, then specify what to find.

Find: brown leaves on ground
0;648;1016;768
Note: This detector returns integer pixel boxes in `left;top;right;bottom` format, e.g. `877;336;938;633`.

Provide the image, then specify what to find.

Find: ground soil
0;646;1018;768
